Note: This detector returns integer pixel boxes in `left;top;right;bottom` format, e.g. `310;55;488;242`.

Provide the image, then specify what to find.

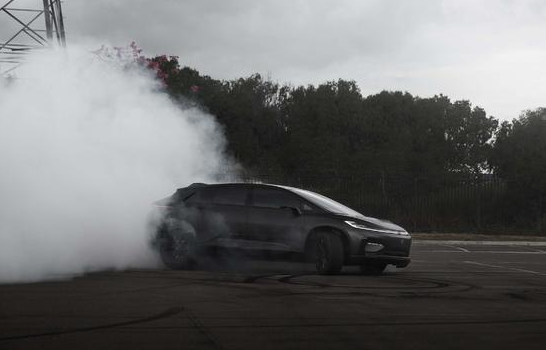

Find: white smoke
0;44;233;283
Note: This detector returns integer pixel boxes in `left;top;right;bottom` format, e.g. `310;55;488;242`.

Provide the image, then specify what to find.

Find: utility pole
0;0;66;76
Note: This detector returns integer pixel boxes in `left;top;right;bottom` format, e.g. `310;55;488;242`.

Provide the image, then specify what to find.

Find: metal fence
239;172;545;234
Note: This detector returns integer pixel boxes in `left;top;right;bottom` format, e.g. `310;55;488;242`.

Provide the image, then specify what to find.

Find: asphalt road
2;242;546;350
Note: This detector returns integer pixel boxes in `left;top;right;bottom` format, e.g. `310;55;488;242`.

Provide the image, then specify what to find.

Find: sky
2;0;546;120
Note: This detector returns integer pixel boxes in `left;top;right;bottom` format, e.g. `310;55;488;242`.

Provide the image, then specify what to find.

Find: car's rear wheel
159;230;196;270
360;261;387;275
315;232;344;275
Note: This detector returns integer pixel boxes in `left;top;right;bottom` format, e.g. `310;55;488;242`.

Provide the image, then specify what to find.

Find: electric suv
152;183;411;275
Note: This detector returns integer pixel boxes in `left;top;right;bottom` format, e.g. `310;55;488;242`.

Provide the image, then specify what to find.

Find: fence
239;172;545;234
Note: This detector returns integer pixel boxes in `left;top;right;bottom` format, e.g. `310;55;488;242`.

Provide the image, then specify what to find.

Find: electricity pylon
0;0;66;76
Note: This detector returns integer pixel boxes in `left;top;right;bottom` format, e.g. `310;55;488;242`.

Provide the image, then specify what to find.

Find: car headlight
344;220;409;235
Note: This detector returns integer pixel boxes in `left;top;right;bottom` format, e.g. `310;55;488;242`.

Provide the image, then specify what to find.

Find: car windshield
285;187;363;218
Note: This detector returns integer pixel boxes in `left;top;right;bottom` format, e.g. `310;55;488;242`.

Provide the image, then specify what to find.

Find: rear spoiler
153;196;174;207
153;183;208;207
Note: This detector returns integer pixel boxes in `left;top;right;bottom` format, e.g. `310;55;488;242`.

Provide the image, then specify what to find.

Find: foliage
153;58;497;179
144;54;545;232
490;109;546;229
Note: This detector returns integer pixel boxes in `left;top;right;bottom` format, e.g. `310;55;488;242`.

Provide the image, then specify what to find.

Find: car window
287;187;363;217
212;186;247;206
252;188;301;209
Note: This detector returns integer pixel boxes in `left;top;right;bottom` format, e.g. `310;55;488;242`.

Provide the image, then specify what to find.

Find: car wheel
159;230;196;270
360;261;387;275
315;232;344;275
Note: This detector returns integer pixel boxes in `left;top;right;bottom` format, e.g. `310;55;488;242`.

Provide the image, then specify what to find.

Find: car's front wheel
315;232;344;275
159;230;196;270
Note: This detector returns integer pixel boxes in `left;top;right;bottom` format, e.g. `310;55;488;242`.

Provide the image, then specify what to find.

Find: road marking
440;244;470;253
464;261;546;276
414;240;546;247
529;248;546;253
422;250;546;254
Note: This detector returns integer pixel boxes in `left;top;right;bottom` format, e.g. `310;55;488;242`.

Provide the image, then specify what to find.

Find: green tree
443;101;498;174
490;108;546;230
147;54;499;183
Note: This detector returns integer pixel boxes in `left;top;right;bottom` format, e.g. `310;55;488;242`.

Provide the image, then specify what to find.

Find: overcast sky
3;0;546;120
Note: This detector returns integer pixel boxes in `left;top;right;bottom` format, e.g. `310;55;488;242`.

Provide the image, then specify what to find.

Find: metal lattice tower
0;0;66;76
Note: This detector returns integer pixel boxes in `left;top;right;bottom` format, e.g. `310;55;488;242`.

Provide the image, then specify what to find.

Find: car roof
194;182;287;188
186;182;298;193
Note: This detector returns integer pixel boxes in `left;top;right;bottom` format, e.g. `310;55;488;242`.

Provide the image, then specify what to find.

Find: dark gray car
153;183;411;275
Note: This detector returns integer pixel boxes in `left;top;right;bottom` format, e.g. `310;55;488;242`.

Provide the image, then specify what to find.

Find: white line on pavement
464;261;546;276
530;248;546;253
440;244;470;253
423;250;546;254
414;240;546;246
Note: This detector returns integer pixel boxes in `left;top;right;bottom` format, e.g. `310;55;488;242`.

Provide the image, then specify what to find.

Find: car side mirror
280;206;302;216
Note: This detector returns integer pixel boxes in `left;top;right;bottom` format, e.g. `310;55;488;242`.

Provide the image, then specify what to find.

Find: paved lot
2;241;546;350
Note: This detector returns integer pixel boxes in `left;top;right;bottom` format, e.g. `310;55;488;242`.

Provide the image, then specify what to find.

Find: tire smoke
0;44;233;283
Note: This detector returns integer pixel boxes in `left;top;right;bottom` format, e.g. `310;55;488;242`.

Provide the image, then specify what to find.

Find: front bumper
345;229;412;267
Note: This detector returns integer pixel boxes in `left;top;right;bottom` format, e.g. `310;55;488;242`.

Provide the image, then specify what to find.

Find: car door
246;187;306;251
198;185;249;245
179;187;214;241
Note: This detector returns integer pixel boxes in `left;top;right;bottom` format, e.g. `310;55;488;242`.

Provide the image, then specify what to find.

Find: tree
490;108;546;230
145;54;499;182
443;101;498;174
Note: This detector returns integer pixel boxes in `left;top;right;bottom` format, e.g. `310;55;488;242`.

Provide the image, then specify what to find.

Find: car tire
360;261;387;275
315;232;344;275
159;229;196;270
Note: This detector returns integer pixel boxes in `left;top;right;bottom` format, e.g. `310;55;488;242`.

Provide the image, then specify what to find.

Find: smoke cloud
0;44;233;283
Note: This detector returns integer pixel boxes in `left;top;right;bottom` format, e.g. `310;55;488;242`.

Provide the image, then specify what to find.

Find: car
152;183;411;275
